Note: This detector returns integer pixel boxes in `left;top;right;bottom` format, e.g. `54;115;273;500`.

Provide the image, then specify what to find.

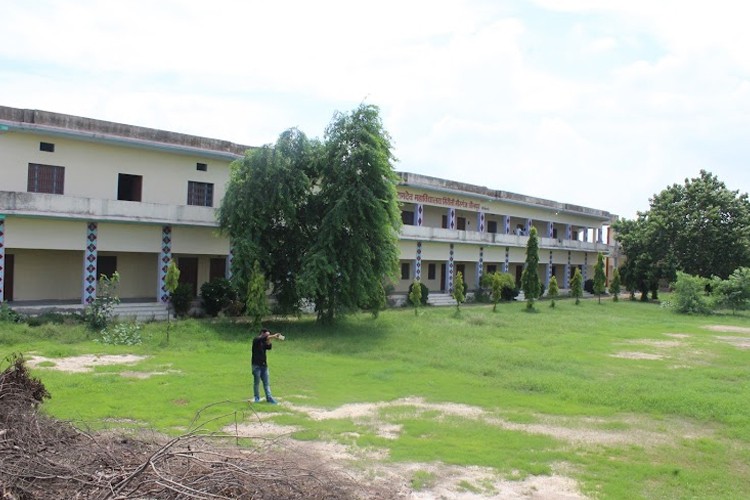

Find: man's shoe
267;397;277;404
253;397;260;403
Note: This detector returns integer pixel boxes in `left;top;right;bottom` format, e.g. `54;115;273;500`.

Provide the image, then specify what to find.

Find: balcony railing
399;224;611;253
0;190;218;226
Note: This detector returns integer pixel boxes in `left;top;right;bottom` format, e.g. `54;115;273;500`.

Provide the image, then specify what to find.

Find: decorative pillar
416;204;424;226
82;222;98;305
564;251;571;288
448;208;456;230
226;242;234;280
526;219;533;236
477;246;484;284
448;244;455;292
546;251;553;287
547;221;554;238
415;242;423;281
583;228;589;242
158;225;172;303
504;215;511;235
566;224;572;240
478;211;485;233
597;227;603;244
504;246;510;273
584;253;588;281
0;215;5;303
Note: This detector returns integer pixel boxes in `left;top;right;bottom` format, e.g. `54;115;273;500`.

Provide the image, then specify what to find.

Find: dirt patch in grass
703;325;750;334
714;336;750;349
230;413;586;499
25;354;147;373
610;352;664;360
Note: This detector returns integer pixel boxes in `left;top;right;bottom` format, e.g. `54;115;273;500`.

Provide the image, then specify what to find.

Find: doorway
440;263;447;292
3;254;13;301
178;257;199;297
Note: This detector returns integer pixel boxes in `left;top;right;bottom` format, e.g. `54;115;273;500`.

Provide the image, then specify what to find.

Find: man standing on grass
251;328;283;404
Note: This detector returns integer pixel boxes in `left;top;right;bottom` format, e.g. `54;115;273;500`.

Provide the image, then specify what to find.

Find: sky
2;0;749;219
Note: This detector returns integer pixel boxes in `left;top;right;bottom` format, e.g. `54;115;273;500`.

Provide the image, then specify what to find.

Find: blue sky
2;0;749;219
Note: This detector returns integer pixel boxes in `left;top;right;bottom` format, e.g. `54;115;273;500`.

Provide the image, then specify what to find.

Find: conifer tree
409;279;422;316
571;268;584;305
452;271;466;311
246;260;270;328
593;252;606;304
521;226;541;310
547;275;559;308
609;268;621;302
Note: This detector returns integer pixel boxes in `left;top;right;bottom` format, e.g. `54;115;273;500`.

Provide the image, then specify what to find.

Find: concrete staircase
427;293;457;307
113;302;170;322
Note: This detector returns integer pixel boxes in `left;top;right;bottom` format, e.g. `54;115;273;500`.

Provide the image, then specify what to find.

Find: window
118;173;143;201
40;142;55;152
487;220;498;234
196;162;208;171
552;228;558;239
187;181;214;207
572;230;578;240
97;256;117;280
516;224;525;236
27;163;64;194
441;215;448;229
401;210;415;225
487;264;497;274
401;262;410;280
457;217;466;230
210;258;226;281
428;263;436;280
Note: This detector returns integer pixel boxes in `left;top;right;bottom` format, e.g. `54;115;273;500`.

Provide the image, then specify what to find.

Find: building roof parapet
0;105;253;160
397;171;616;221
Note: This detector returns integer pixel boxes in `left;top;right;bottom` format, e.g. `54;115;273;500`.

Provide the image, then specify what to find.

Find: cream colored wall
421;207;445;228
11;249;82;301
102;252;158;298
453;244;479;261
172;226;229;254
2;131;232;206
420;261;442;292
98;223;162;252
5;217;85;250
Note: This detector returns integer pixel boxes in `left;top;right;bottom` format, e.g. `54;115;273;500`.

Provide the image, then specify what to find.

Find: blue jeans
252;364;273;400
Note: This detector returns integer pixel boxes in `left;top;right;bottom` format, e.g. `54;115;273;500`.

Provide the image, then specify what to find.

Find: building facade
0;106;617;307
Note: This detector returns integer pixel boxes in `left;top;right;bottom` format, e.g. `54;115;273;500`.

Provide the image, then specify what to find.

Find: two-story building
0;105;617;309
393;174;616;297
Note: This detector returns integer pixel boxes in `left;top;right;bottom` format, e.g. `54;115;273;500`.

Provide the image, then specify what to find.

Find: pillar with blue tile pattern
82;222;98;304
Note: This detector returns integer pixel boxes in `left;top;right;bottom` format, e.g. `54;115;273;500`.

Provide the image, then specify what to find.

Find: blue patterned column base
226;242;234;280
477;247;484;284
416;204;424;227
565;251;571;288
448;244;455;293
504;247;510;273
159;226;172;303
566;224;572;240
415;242;423;281
83;222;98;305
597;228;603;243
547;251;553;286
449;208;456;230
504;215;511;235
548;221;554;238
584;253;588;281
478;211;485;233
526;219;533;236
0;216;5;303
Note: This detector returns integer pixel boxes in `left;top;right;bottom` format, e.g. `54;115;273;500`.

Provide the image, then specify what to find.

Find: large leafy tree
614;171;750;294
299;104;402;323
521;226;541;310
219;129;319;313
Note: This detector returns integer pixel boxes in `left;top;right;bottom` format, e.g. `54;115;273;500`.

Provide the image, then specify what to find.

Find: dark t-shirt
251;335;273;366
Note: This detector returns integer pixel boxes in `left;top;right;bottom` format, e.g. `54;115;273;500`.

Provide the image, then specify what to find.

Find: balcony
399;224;611;253
0;191;218;227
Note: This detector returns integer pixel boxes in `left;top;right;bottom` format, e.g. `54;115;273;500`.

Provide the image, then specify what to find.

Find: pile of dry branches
0;354;391;499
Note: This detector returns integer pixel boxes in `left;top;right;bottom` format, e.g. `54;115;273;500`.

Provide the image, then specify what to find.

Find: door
209;258;226;282
515;265;523;287
440;263;447;292
178;257;199;297
4;254;13;302
97;256;117;280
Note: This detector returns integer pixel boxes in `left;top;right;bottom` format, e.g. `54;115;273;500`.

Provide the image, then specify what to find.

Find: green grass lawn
2;296;749;499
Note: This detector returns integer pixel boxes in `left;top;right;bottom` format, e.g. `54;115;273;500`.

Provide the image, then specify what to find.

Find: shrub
200;278;238;317
407;282;429;306
84;272;120;330
0;303;23;323
170;283;194;318
671;272;712;314
97;322;142;345
584;278;595;294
